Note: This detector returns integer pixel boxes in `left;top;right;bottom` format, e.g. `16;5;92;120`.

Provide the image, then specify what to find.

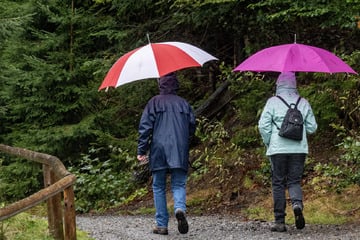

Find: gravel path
76;214;360;240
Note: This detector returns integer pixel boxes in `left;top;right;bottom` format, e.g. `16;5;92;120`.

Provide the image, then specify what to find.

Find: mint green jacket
258;87;317;156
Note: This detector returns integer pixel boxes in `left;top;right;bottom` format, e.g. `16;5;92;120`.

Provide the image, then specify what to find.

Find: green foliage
300;81;339;130
0;157;41;202
190;117;244;188
0;1;32;43
121;187;149;205
1;1;103;152
299;72;360;131
249;0;358;28
312;135;360;192
191;118;226;167
231;126;260;148
229;72;274;125
250;152;272;188
195;117;229;145
340;136;360;163
69;145;139;212
190;117;230;181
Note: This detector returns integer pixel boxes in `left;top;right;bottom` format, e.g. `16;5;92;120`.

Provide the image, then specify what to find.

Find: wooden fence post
0;144;76;240
43;165;64;240
64;186;77;240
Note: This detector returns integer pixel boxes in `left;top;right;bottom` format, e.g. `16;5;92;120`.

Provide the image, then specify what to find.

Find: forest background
0;0;359;225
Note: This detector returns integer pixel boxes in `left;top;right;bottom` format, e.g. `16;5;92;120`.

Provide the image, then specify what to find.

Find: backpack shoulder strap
276;95;291;108
295;96;302;108
277;95;302;109
273;96;289;130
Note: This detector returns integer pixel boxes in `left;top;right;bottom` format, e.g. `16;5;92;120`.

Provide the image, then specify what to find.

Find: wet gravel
76;214;360;240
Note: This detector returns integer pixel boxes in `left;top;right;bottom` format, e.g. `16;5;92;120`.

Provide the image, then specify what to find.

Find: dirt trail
76;214;360;240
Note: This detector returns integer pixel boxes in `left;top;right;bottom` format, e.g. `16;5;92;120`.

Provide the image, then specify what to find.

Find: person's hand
137;155;148;162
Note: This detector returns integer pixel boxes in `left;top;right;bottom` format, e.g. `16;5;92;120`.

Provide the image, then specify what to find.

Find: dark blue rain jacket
137;73;196;172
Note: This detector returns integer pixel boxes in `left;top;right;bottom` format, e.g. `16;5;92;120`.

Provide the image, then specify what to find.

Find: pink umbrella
233;43;357;74
99;41;218;90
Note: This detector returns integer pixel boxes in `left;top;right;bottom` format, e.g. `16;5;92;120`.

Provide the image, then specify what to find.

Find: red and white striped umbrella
99;41;218;90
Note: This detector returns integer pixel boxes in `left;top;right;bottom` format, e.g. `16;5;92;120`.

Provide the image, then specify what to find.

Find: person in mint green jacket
258;72;317;232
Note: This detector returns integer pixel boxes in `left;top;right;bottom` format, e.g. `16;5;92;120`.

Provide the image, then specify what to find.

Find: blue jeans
152;168;187;227
270;154;305;223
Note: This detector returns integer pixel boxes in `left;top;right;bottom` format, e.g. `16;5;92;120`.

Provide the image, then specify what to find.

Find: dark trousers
270;153;306;223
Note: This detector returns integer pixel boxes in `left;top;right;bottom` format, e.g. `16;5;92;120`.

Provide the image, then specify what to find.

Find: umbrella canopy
99;41;218;90
233;43;357;74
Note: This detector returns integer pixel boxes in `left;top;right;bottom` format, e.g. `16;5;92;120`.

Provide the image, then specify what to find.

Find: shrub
69;145;139;212
0;157;41;203
311;135;360;192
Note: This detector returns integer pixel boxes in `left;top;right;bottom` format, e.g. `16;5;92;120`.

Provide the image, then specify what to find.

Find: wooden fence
0;144;77;240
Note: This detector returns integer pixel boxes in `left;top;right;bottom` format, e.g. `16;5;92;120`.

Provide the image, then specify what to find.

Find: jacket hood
158;72;179;94
276;71;298;96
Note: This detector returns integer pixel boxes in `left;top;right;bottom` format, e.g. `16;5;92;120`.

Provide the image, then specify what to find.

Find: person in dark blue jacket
137;72;196;235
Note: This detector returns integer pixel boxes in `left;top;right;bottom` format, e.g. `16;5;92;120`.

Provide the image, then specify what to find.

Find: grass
243;184;360;225
0;205;94;240
1;212;57;240
125;206;155;215
304;184;360;224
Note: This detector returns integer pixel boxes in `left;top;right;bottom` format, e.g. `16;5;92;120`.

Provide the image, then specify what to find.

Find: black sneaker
294;205;305;229
153;226;168;235
175;209;189;234
270;223;287;232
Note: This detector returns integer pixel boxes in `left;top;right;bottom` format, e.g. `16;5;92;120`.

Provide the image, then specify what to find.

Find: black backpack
272;96;303;141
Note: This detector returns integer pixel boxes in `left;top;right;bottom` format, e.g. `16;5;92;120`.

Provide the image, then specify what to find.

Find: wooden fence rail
0;144;77;240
